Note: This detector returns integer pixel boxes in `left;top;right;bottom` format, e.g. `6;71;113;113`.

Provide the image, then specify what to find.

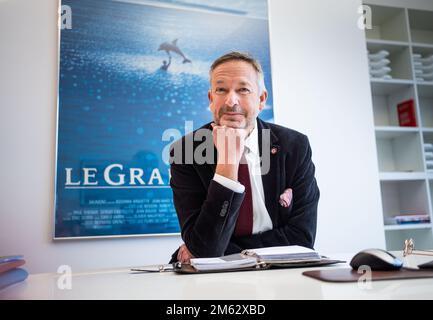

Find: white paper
245;245;316;255
190;255;257;271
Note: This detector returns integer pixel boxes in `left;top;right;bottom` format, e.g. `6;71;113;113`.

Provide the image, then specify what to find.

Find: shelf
417;83;433;98
376;131;424;172
385;223;432;231
365;5;409;42
367;42;412;80
430;179;433;201
375;127;419;138
365;4;433;251
370;79;413;95
412;43;433;49
366;39;409;46
408;9;433;45
371;84;416;127
380;180;430;221
416;80;433;85
424;131;433;144
411;45;433;56
417;84;433;128
379;172;425;181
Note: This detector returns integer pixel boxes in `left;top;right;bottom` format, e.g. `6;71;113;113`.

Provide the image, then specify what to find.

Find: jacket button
220;209;227;217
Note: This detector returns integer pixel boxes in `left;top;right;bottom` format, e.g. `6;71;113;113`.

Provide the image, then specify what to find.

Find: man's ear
208;90;214;112
259;90;268;111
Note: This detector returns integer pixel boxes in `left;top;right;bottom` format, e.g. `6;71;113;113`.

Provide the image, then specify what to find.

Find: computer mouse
350;248;403;271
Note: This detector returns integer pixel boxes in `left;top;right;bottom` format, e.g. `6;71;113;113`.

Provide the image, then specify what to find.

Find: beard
215;105;255;129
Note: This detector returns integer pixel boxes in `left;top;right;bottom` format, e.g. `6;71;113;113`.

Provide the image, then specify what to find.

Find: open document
242;245;321;263
180;245;344;274
190;254;257;271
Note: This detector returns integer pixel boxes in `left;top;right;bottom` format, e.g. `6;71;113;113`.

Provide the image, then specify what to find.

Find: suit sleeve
170;161;246;258
232;134;319;249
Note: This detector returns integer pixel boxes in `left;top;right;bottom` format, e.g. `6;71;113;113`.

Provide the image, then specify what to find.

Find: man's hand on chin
177;243;195;263
211;122;250;181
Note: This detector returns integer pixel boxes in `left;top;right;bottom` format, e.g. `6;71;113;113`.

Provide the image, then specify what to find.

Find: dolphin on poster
158;39;192;64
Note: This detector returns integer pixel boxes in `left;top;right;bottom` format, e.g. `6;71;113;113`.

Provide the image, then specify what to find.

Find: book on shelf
385;214;431;225
177;245;343;274
394;214;430;224
397;99;417;127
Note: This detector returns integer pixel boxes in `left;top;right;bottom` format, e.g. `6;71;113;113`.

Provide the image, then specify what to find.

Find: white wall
268;0;386;256
4;0;424;273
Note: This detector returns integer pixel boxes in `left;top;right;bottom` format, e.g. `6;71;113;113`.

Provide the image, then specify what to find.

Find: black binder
131;257;345;274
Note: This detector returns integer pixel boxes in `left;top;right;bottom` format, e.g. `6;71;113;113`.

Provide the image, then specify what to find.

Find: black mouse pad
303;268;433;283
418;260;433;269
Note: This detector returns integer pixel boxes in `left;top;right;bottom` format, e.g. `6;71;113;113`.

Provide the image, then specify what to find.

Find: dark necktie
234;160;253;236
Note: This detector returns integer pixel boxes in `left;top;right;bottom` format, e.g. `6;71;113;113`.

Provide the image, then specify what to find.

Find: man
160;55;171;71
169;52;319;263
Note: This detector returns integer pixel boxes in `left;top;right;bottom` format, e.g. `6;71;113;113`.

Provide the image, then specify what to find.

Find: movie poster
55;0;274;238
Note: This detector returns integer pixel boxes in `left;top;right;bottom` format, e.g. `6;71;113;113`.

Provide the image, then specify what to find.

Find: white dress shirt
213;121;273;234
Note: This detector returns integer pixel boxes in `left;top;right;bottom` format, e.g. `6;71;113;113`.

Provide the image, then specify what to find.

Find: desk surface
1;253;433;300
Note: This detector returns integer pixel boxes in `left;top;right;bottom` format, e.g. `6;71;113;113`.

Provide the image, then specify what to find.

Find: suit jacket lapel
198;122;217;184
257;118;280;225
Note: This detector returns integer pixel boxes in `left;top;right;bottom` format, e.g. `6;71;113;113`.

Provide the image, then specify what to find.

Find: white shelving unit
365;3;433;250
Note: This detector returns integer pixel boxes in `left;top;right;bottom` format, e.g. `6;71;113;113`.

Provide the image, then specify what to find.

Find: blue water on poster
56;0;274;237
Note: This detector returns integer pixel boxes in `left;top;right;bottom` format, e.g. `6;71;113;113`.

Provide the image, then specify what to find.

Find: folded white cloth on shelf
368;50;390;61
425;143;433;151
370;66;392;77
421;72;433;80
413;54;433;64
370;74;393;80
369;58;390;69
425;152;433;160
415;64;433;72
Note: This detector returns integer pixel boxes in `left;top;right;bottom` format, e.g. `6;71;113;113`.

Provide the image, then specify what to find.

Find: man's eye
239;88;251;93
215;88;226;93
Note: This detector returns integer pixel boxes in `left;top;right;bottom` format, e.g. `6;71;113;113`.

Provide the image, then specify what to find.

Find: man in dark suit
169;52;319;263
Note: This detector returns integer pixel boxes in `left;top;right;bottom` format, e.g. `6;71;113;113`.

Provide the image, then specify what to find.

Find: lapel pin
271;147;278;155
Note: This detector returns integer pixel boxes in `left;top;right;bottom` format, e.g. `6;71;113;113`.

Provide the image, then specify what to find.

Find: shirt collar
244;119;259;156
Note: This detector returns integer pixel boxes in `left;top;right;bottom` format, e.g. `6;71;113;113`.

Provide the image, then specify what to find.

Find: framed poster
55;0;274;239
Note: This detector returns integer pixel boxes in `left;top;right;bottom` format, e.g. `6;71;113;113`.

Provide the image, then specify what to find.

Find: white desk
1;253;433;300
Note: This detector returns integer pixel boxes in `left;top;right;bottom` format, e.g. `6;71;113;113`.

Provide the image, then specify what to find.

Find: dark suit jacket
169;118;319;262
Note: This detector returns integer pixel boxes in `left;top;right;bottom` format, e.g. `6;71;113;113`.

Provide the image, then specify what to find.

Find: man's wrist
215;163;239;181
213;173;245;193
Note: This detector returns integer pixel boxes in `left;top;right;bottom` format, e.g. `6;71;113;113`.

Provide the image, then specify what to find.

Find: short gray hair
209;51;266;93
